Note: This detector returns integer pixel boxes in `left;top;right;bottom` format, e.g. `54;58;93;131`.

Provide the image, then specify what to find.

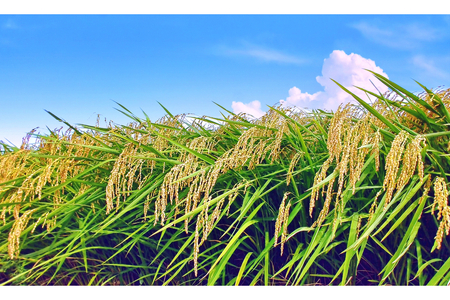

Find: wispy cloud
216;42;305;65
2;19;19;29
351;21;445;49
412;55;450;80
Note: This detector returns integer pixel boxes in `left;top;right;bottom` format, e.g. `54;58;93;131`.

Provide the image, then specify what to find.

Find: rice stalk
1;72;450;286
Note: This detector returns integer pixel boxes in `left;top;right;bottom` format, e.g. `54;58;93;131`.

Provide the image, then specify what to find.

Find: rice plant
1;71;450;285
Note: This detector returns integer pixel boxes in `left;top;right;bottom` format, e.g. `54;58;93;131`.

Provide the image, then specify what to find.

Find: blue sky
1;14;450;146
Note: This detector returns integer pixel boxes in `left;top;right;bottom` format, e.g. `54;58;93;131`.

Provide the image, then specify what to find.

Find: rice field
1;71;450;285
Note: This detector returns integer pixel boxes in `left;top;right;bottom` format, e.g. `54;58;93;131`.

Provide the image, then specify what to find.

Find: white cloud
231;100;266;118
351;21;445;49
280;50;389;112
231;50;389;117
217;42;305;65
412;55;450;79
279;87;322;108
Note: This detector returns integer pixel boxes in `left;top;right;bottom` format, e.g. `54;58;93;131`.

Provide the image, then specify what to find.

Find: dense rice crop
1;71;450;285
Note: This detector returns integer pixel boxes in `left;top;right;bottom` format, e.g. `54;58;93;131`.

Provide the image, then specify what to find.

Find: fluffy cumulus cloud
232;50;389;117
280;50;389;112
279;87;321;108
231;100;266;119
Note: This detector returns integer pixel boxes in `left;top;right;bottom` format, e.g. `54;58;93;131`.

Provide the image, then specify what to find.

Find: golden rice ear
432;177;450;250
286;152;303;187
201;196;212;244
8;209;36;259
106;143;140;215
309;105;351;219
193;210;203;277
396;135;426;191
280;201;291;256
314;177;336;229
368;190;382;224
372;129;382;172
274;192;288;247
380;132;426;210
308;103;388;228
310;156;331;218
355;215;363;240
382;131;409;208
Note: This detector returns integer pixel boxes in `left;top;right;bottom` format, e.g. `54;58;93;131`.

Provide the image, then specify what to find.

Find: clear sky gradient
1;14;450;146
